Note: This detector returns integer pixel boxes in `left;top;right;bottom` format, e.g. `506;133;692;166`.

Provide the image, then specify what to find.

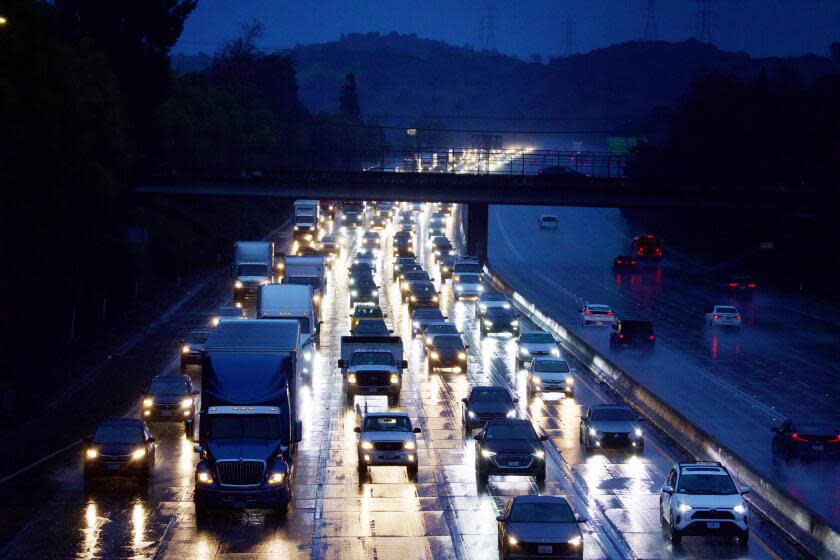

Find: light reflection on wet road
0;205;807;559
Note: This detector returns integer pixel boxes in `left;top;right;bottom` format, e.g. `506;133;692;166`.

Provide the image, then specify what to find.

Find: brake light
713;315;720;319
655;248;662;255
829;435;840;443
538;169;545;175
735;315;741;320
791;433;809;442
607;311;613;316
649;335;655;341
618;333;624;339
748;283;756;288
585;311;593;315
728;282;738;287
630;259;637;265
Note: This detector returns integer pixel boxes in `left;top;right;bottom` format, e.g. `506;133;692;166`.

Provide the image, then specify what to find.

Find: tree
338;72;362;123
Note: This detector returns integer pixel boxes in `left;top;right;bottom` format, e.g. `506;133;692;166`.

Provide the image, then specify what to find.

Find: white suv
660;462;750;546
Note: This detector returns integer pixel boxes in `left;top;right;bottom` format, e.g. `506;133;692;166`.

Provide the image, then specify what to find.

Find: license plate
368;388;380;393
538;545;552;553
508;461;520;467
813;444;824;452
107;463;121;471
707;522;720;529
161;411;172;417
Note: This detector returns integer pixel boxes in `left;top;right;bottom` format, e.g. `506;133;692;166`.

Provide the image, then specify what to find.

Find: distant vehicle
400;271;432;301
141;375;197;422
453;257;482;275
181;329;212;371
423;322;460;347
613;255;637;270
660;462;750;545
392;238;415;258
352;319;391;337
516;330;559;369
610;320;654;351
426;334;469;373
338;334;406;405
429;212;447;227
369;215;387;231
233;241;274;304
632;235;663;259
462;386;518;432
727;275;757;294
474;419;547;484
705;305;742;328
538;214;559;229
538;165;585;178
353;252;377;273
350;304;384;331
350;277;379;307
481;306;519;337
496;496;586;560
393;257;418;280
454;272;483;300
439;253;456;280
411;308;446;337
282;256;327;312
579;404;644;450
319;200;336;219
407;281;439;311
437;202;454;215
579;303;616;326
84;418;155;483
293;200;320;243
430;236;454;261
771;419;840;459
318;235;340;261
478;291;510;317
341;200;364;230
528;358;574;396
355;412;421;481
257;283;321;355
427;223;446;238
210;306;245;328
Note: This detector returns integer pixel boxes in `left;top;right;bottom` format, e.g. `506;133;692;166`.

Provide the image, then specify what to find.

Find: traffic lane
488;205;840;528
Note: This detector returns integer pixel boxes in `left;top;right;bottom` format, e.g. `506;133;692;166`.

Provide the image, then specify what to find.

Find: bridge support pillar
465;202;489;265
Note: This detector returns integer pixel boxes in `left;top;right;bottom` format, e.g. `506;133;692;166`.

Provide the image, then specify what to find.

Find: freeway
488;204;840;533
0;204;809;559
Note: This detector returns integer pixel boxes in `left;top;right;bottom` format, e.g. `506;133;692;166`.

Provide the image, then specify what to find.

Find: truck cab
293;199;320;245
233;241;274;304
338;336;407;405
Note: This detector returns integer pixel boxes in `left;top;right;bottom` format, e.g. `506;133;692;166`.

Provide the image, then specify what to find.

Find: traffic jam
61;199;807;560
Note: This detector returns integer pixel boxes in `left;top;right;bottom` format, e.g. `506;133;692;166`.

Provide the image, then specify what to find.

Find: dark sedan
439;253;456;280
395;262;423;282
480;306;520;336
609;320;654;351
462;386;519;431
411;308;446;337
772;419;840;459
400;270;431;301
141;375;197;422
350;278;379;307
475;419;547;483
84;418;155;482
407;281;439;312
427;334;469;372
180;329;212;371
352;319;391;336
392;238;415;258
497;495;586;560
430;236;454;262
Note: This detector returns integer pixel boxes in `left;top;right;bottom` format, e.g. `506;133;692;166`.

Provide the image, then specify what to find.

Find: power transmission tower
698;0;713;43
565;16;573;56
644;0;657;40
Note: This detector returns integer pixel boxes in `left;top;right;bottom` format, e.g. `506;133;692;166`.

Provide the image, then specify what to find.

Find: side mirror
513;398;519;403
413;427;421;434
400;360;409;369
461;398;468;404
193;444;203;454
538;435;548;441
740;486;751;495
576;515;588;524
495;515;506;522
337;360;347;369
662;485;674;494
474;434;483;441
353;427;361;433
293;420;304;443
464;344;470;349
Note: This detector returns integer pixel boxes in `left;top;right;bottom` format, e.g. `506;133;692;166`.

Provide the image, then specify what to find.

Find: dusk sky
175;0;840;59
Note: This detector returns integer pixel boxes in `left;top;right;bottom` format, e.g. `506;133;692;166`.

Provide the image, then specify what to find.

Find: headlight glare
181;398;193;409
506;409;517;418
361;441;374;450
403;441;416;450
131;448;146;460
733;503;747;514
143;398;153;408
481;449;496;458
86;448;98;459
677;502;693;513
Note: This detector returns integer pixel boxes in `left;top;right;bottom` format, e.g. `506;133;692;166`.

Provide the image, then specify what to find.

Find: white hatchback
705;305;741;328
538;214;559;229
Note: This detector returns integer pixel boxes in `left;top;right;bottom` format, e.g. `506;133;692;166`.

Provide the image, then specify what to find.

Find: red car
632;235;663;258
613;255;637;269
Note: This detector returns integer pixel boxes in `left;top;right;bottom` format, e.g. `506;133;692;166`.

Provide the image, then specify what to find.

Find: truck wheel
407;464;418;482
274;501;289;519
535;467;547;483
477;467;489;484
389;392;400;405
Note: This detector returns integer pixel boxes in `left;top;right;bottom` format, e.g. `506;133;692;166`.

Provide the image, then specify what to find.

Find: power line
644;0;658;41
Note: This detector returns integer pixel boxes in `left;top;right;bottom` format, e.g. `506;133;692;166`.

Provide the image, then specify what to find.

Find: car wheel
566;389;575;398
737;529;749;547
669;515;682;544
274;501;289;519
535;467;546;483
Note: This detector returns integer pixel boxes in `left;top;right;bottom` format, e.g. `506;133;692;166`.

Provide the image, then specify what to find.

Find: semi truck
338;335;407;405
256;284;320;375
233;241;274;304
191;320;303;519
281;256;327;317
293;200;320;244
341;200;364;231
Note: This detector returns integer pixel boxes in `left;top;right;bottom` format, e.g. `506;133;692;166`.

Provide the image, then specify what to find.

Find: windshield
471;388;511;403
414;310;443;320
534;360;570;373
508;501;574;523
148;379;190;395
428;324;458;335
406;272;429;281
678;473;738;495
434;336;463;348
455;264;481;273
238;264;268;277
207;415;282;440
522;333;553;343
590;408;636;421
363;416;412;432
296;215;315;225
298;317;311;334
458;274;480;283
414;284;435;294
355;307;383;318
485;423;536;440
94;423;142;444
350;352;396;366
716;306;738;313
355;323;388;334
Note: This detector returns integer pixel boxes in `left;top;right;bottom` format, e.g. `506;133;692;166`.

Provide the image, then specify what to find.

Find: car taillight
735;315;741;320
585;311;593;315
713;315;720;319
748;283;756;288
538;169;545;175
618;333;624;339
829;435;840;443
728;282;738;287
655;248;662;255
649;335;655;341
791;433;809;442
630;260;637;265
607;311;613;316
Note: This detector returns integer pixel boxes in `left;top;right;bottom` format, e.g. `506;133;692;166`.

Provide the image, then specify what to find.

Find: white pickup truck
338;336;407;405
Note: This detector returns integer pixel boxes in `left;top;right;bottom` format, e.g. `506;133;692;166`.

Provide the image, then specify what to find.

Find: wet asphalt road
488;205;840;531
0;206;809;559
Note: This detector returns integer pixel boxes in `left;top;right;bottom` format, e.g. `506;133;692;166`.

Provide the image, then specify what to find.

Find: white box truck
256;284;320;375
233;241;274;304
293;200;320;244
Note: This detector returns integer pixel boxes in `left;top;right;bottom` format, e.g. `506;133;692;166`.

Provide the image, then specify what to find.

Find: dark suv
474;419;547;484
610;320;654;351
462;386;519;432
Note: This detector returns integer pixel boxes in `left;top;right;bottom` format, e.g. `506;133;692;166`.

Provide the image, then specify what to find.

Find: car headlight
484;320;493;327
181;398;193;409
507;536;518;546
733;503;747;514
350;290;358;297
442;266;449;272
458;352;467;360
532;450;545;459
432;295;438;302
197;470;214;484
350;278;356;285
313;294;321;303
477;285;484;292
588;427;599;437
143;398;154;408
371;290;379;296
519;347;530;356
677;502;693;513
181;345;191;354
267;471;286;485
510;320;519;326
566;376;574;385
503;303;511;309
410;296;417;302
131;448;146;460
481;449;496;458
634;427;643;437
86;448;98;459
304;351;313;361
390;373;399;384
403;441;416;450
430;351;440;360
348;374;356;383
293;225;299;231
234;280;243;289
210;317;221;327
568;536;582;547
550;347;560;356
361;441;374;450
467;411;477;419
456;285;463;291
506;409;517;418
